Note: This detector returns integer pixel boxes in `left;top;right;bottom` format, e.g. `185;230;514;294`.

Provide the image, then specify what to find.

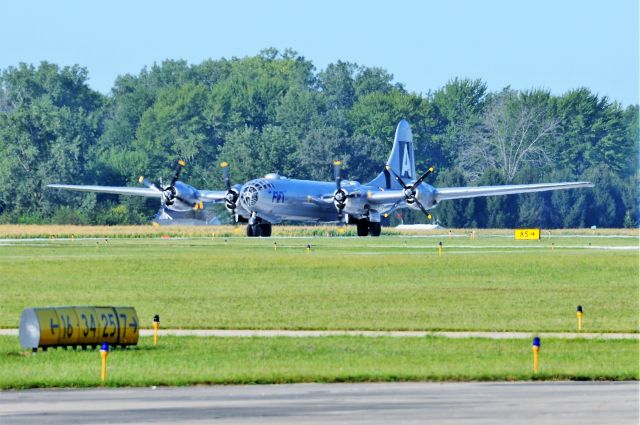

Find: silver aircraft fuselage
237;174;391;223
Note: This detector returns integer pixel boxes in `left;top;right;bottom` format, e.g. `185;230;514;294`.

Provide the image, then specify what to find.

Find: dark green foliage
431;78;487;168
0;51;637;227
0;62;103;221
433;168;474;228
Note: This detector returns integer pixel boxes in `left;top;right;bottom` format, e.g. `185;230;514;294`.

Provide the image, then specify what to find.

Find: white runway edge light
19;306;139;351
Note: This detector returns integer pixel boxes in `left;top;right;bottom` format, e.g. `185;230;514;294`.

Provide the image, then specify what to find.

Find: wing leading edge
434;182;594;201
365;181;594;211
47;184;229;203
47;184;162;197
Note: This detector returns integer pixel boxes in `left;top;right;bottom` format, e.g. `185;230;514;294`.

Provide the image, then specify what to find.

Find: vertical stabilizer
367;119;416;189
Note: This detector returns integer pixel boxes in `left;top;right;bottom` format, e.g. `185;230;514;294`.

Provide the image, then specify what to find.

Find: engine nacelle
165;181;200;212
407;184;437;211
342;192;370;216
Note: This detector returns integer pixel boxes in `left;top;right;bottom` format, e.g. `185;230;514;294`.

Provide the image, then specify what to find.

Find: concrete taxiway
1;382;638;424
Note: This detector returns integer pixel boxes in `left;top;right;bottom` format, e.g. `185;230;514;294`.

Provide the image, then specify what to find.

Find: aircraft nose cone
395;119;413;143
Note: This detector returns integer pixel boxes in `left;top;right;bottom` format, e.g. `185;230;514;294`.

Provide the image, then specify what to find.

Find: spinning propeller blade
139;160;200;211
385;164;435;221
220;161;239;218
332;160;347;223
170;159;186;186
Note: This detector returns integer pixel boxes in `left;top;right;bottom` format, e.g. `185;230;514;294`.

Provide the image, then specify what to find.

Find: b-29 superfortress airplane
48;120;593;237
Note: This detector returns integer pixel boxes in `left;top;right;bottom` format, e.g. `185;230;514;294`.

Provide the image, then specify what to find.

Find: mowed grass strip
0;336;637;389
0;237;637;332
0;224;637;239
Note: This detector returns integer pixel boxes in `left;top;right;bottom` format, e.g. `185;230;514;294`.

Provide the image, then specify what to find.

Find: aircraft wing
434;182;594;201
364;181;594;214
366;191;404;203
47;184;162;197
198;190;228;202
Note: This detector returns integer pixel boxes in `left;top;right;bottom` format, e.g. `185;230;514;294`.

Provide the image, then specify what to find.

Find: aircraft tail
367;119;416;189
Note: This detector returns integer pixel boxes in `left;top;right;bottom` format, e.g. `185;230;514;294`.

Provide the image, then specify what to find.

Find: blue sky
1;0;638;105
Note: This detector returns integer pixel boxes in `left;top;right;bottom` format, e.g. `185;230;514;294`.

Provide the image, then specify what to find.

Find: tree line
0;48;637;227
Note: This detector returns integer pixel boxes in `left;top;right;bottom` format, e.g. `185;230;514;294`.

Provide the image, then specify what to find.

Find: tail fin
367;119;416;189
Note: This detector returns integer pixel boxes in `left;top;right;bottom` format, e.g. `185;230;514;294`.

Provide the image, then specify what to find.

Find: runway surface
1;382;638;424
1;328;638;339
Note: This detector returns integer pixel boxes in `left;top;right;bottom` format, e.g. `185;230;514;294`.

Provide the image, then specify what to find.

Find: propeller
220;161;239;216
170;159;186;186
386;165;435;220
139;160;203;210
332;160;349;223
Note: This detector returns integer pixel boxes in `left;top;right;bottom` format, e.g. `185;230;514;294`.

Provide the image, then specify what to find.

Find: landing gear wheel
247;223;262;237
260;223;272;237
356;219;369;237
369;221;381;237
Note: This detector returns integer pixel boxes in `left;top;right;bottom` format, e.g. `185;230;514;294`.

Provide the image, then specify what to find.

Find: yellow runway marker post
577;306;583;332
100;342;109;384
153;315;160;346
532;337;540;374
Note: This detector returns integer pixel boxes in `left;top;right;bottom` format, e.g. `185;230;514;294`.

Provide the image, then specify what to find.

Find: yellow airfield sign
515;229;541;240
19;306;139;350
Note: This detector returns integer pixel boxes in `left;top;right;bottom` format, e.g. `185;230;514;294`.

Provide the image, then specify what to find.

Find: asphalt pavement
1;382;638;424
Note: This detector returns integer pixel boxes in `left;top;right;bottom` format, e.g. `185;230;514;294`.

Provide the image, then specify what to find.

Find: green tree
134;83;214;183
296;126;349;181
431;78;487;168
433;168;474;227
317;61;357;110
459;89;558;183
475;169;518;228
0;63;103;220
349;90;437;173
354;67;395;98
581;166;627;227
554;89;631;176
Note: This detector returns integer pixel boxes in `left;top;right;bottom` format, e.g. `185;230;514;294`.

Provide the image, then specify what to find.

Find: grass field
0;224;637;239
1;231;637;332
1;336;638;389
0;226;637;388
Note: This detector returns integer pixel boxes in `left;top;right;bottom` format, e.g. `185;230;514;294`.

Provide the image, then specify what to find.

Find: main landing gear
246;221;272;237
355;219;381;237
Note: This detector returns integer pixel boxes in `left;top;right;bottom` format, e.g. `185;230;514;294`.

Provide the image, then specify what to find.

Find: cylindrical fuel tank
19;306;139;349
